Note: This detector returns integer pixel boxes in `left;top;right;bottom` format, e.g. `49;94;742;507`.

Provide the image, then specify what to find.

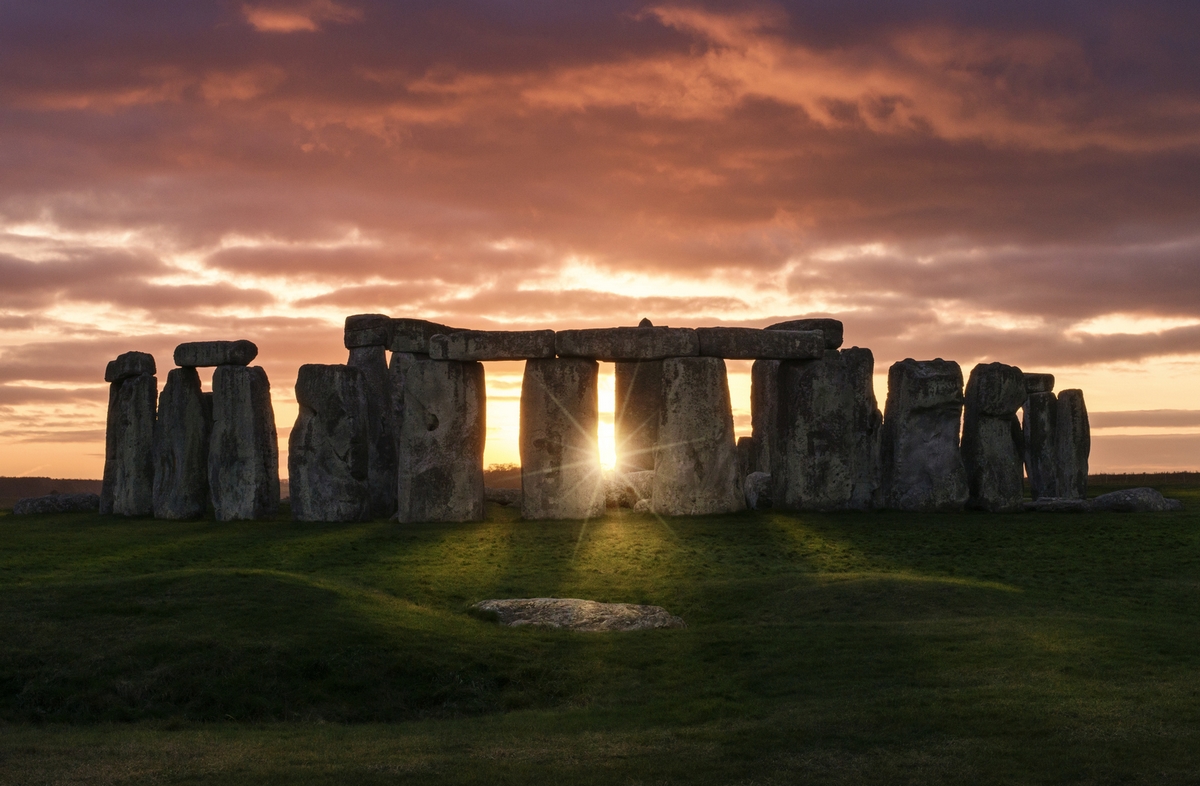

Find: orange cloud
242;0;362;33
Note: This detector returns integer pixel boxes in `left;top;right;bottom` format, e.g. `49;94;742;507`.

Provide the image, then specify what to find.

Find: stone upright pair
1023;375;1090;500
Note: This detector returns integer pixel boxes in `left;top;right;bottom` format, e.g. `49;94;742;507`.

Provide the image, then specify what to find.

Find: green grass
1;485;1198;784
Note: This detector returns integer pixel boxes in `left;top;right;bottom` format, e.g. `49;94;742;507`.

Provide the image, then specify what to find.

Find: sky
1;0;1198;478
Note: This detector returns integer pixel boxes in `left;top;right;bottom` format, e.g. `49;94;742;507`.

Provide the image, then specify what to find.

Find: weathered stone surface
430;329;556;361
104;351;156;383
603;470;654;508
13;493;100;515
209;365;279;521
1023;391;1059;500
1056;389;1090;500
633;498;652;512
174;340;258;368
736;436;755;480
744;471;773;510
1088;487;1182;513
344;313;393;349
152;367;212;519
348;346;397;518
696;327;823;360
288;364;370;522
771;349;882;511
520;358;604;520
651;357;745;516
101;372;157;516
748;359;779;474
485;487;522;506
880;359;969;512
555;327;698;361
390;318;461;354
391;353;486;522
961;363;1025;513
472;598;685;631
615;359;663;473
767;318;844;350
1024;497;1089;513
1024;373;1056;394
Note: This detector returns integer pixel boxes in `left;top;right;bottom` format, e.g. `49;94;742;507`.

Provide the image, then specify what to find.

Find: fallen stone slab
555;327;698;361
174;340;258;368
12;493;100;515
1024;373;1056;394
615;359;662;473
485;487;522;506
1088;487;1182;513
102;371;157;516
390;318;462;354
348;346;398;519
767;318;844;350
104;351;156;383
1056;389;1090;500
344;313;393;349
209;365;280;521
152;367;212;520
1024;497;1089;513
430;329;556;361
471;598;686;632
696;327;823;360
289;364;370;522
1023;391;1059;500
744;471;772;510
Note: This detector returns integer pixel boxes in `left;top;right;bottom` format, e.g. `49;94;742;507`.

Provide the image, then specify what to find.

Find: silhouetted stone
555;327;698;361
13;493;100;515
104;351;156;383
696;327;823;359
744;471;772;510
651;357;744;515
767;318;844;350
174;340;258;368
152;367;212;519
881;359;969;512
1023;373;1056;394
1024;497;1088;513
348;345;397;518
390;318;461;354
209;365;279;521
289;364;370;522
736;436;755;480
844;347;884;510
1088;487;1181;512
961;363;1025;513
749;359;779;474
1056;389;1090;500
430;329;556;361
520;358;604;520
391;353;485;522
344;313;392;348
101;370;157;516
615;359;662;473
1023;391;1058;500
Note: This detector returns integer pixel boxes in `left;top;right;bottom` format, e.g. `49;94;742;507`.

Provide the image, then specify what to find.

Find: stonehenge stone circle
615;359;663;473
174;340;258;368
651;356;745;516
13;493;100;515
289;364;370;522
1023;373;1055;395
391;352;486;523
390;317;461;353
556;326;699;361
347;345;397;519
430;329;556;361
152;367;212;519
767;318;844;350
209;365;280;521
1023;391;1059;500
344;313;392;349
881;359;970;512
961;362;1026;512
101;357;157;517
1056;389;1090;500
520;358;605;520
696;327;823;360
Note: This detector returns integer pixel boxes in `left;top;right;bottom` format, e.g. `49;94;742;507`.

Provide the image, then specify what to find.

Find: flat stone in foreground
104;351;156;383
289;364;370;522
696;327;823;360
767;318;844;349
344;314;392;349
472;598;686;632
390;318;462;354
174;340;258;368
430;329;556;361
13;493;100;515
209;365;279;521
555;327;698;361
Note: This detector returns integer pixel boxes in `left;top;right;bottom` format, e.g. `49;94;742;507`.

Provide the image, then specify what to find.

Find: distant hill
0;477;102;509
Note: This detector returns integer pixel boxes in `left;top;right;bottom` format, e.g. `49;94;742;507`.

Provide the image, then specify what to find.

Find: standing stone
289;364;370;522
101;364;157;517
344;314;393;349
881;359;969;512
520;358;604;520
749;359;779;474
1024;373;1055;395
152;367;212;519
615;359;663;473
651;357;744;516
209;366;279;521
348;345;397;518
736;436;755;481
1056;389;1090;500
771;349;881;511
961;362;1026;513
391;353;485;523
1023;391;1059;500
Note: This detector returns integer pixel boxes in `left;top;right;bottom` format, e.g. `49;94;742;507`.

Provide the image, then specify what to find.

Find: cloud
242;1;362;33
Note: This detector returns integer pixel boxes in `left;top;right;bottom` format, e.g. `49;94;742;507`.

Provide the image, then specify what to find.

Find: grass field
1;482;1198;784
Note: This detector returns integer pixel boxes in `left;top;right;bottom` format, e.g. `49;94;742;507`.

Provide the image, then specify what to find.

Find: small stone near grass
471;598;685;632
1088;487;1182;513
485;487;522;506
12;493;100;515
